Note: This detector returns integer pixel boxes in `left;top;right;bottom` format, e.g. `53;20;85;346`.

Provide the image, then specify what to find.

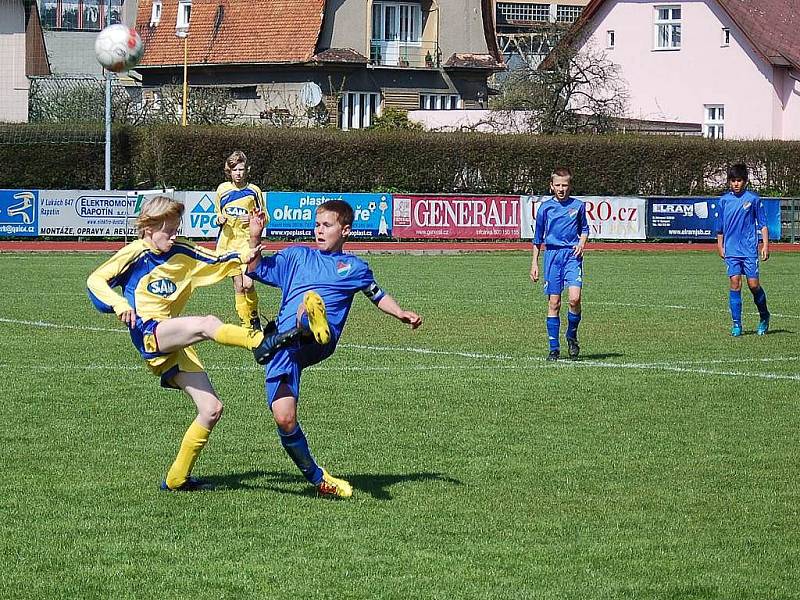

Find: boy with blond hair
87;196;274;491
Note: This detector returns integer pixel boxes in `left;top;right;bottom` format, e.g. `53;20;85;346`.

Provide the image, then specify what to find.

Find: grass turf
0;250;798;599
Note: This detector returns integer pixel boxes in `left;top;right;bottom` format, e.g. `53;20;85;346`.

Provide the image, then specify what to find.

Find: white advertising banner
180;191;220;239
38;189;176;238
519;196;646;240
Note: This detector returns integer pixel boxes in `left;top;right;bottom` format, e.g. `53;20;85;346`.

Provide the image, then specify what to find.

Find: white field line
1;317;798;382
588;301;800;320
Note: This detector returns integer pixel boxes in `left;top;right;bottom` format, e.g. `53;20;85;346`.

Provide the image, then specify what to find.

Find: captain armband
363;281;385;304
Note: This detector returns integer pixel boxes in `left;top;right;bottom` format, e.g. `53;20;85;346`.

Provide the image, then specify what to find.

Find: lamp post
176;26;189;126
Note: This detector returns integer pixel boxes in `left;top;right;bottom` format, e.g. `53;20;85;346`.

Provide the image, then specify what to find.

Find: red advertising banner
392;195;521;239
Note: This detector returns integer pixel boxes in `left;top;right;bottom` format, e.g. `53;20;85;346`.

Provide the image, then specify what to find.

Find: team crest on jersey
224;205;249;217
147;278;177;297
336;261;352;276
742;202;751;210
569;209;578;217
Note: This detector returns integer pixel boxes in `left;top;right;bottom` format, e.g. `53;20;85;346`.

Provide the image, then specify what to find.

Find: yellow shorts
216;228;250;277
146;345;205;389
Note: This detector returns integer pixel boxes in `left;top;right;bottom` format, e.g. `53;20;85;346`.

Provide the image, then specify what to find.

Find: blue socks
729;290;742;326
566;311;581;341
546;316;560;351
278;424;323;485
751;286;769;319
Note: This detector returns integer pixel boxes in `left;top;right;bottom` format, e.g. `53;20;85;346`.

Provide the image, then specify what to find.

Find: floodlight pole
104;0;112;190
177;27;189;126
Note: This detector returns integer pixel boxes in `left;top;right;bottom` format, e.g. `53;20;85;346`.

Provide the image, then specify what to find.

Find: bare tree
493;41;629;134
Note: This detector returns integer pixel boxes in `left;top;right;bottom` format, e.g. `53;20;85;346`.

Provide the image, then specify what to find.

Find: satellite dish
299;82;323;107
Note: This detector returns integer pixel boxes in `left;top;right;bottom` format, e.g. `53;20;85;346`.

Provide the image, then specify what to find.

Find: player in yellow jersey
87;196;275;491
215;150;267;331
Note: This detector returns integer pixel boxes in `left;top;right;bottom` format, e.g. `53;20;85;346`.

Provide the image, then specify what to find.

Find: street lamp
176;25;189;126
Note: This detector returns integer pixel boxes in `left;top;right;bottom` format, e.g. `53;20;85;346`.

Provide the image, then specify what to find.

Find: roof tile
136;0;325;67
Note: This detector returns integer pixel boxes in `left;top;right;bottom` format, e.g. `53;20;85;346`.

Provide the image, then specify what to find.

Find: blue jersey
248;245;384;343
715;190;766;258
533;197;589;247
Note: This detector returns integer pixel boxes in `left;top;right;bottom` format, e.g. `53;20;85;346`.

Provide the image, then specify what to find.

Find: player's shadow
574;351;623;360
205;470;461;500
745;329;792;336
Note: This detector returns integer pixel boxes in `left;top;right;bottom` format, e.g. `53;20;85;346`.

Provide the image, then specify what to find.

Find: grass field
1;249;798;599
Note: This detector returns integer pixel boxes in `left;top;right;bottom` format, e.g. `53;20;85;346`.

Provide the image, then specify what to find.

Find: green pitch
0;250;798;599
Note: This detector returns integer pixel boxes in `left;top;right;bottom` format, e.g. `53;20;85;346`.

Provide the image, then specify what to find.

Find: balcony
369;40;440;68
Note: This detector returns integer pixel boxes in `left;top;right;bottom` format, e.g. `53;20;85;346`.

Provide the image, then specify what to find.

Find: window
556;5;583;23
340;92;381;130
420;94;462;110
39;0;122;30
704;104;724;139
150;0;162;25
496;2;550;23
721;27;730;46
606;30;615;49
372;2;422;42
654;5;681;50
177;0;192;29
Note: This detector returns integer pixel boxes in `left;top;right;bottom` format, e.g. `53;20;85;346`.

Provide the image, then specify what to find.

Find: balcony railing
369;40;440;68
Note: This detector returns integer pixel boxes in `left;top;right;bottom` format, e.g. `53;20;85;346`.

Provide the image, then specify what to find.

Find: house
543;0;800;139
134;0;504;129
0;0;50;123
494;0;589;67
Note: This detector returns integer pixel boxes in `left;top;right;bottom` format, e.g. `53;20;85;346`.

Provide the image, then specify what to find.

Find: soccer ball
94;24;144;73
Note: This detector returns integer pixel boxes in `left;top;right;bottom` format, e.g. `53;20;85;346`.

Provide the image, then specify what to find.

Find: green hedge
2;124;799;195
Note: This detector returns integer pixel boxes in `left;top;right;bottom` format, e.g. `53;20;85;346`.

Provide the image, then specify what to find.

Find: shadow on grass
573;352;623;360
204;470;461;500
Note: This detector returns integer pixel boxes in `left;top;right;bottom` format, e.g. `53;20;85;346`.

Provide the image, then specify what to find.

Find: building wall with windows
39;0;137;75
573;0;800;139
0;0;29;122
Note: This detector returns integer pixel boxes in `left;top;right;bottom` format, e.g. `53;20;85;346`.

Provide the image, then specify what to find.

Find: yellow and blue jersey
215;181;265;253
534;197;589;248
87;237;246;358
715;190;766;258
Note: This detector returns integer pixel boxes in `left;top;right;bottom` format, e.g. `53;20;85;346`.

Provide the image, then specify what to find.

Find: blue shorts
264;338;336;408
725;256;759;279
543;247;584;295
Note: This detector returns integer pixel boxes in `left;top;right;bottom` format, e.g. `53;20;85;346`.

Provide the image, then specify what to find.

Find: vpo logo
147;278;177;297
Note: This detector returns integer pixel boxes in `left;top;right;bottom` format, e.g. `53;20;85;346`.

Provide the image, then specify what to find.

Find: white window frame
654;5;681;50
555;4;583;23
721;27;730;47
150;0;162;25
606;30;615;49
420;93;462;110
704;104;724;139
176;0;191;30
371;2;422;43
341;92;381;131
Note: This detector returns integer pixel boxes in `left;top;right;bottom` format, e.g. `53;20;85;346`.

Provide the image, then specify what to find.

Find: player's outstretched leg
253;320;304;365
302;291;331;344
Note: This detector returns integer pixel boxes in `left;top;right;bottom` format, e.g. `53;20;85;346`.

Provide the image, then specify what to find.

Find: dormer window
177;0;191;29
150;0;162;25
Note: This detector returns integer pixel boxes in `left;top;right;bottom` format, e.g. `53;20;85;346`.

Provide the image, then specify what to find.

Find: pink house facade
558;0;800;139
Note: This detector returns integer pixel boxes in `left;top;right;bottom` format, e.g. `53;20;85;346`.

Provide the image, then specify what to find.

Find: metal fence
781;199;800;243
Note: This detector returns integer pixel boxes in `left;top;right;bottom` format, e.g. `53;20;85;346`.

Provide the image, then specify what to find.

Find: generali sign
392;195;521;239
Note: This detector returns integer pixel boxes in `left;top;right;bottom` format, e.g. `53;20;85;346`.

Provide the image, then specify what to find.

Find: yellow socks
235;290;260;329
165;421;211;490
212;323;263;349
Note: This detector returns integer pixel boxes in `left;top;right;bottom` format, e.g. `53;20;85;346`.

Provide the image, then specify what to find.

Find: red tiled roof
543;0;800;70
136;0;325;67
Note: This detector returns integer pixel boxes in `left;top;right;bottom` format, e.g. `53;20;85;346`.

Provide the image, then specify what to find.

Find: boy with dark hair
715;163;770;336
246;199;423;498
530;167;589;361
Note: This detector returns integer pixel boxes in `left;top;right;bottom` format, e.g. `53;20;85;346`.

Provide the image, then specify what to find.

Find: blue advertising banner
0;190;38;236
266;192;392;238
647;197;780;240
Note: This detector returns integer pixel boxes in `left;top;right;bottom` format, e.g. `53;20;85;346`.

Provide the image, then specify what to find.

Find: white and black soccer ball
94;24;144;73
